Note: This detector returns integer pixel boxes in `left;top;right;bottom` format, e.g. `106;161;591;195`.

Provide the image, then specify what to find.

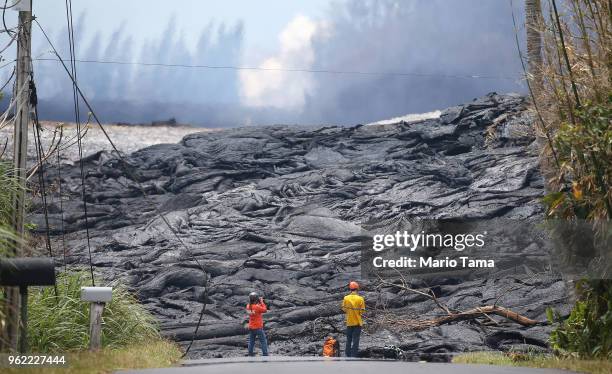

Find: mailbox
81;287;113;350
0;257;56;286
0;257;56;354
81;287;112;303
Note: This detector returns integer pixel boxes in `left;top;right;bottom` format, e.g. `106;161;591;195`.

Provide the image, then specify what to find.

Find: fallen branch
434;305;537;327
375;272;538;328
372;305;537;332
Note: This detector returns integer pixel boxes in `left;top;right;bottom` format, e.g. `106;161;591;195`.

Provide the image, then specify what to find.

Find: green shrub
28;271;160;352
543;98;612;222
548;280;612;359
542;98;612;359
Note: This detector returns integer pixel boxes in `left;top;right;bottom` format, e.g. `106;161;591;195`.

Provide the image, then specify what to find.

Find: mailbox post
0;258;56;353
81;287;112;350
19;285;28;353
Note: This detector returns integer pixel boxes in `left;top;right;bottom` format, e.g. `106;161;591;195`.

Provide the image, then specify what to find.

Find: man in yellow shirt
342;281;365;357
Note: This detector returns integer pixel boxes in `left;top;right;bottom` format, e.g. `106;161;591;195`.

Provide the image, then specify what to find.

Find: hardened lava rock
32;93;570;359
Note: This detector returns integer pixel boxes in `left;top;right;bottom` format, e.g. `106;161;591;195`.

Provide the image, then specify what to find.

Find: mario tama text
373;255;494;269
371;231;494;270
362;218;612;281
359;219;561;281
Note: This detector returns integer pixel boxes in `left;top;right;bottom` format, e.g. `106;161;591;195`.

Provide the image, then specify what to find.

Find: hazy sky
1;0;528;127
33;0;332;62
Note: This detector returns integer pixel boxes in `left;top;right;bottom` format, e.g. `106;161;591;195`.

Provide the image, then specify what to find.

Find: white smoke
239;15;324;110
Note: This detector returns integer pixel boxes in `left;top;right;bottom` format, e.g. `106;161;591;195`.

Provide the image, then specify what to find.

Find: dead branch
434;305;537;327
374;304;536;331
27;125;64;181
59;115;92;152
374;272;538;329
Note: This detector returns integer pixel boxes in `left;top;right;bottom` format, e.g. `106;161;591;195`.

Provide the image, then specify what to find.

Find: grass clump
28;271;161;352
453;351;612;374
0;160;22;255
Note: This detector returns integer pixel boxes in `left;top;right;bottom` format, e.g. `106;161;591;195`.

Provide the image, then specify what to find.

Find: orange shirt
246;301;267;330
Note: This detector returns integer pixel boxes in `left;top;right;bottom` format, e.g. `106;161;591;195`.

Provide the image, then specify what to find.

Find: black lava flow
30;93;571;360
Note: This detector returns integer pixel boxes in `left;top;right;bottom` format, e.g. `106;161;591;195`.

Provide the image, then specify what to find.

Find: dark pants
345;325;361;357
248;328;269;356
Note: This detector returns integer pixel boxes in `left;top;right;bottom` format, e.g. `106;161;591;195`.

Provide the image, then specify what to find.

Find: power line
31;103;58;299
32;57;520;81
2;0;16;36
0;0;22;10
0;29;18;54
34;18;210;358
56;141;68;279
63;0;95;286
0;58;16;70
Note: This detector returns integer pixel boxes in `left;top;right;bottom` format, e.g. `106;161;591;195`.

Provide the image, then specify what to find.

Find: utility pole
5;0;33;352
525;0;543;92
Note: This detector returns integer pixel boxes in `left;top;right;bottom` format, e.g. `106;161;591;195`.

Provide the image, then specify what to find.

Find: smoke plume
8;1;527;127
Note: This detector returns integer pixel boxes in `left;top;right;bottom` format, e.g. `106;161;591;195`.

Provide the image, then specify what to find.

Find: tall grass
0;161;22;256
0;160;23;350
528;0;611;360
532;0;611;222
28;271;160;352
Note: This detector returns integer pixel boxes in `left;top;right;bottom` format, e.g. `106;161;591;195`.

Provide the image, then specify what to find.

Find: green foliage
28;271;160;352
548;280;612;359
0;161;18;224
24;222;37;231
536;3;611;358
542;99;612;358
0;161;22;256
543;98;612;221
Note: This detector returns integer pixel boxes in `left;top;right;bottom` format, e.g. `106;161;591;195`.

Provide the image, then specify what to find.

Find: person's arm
341;297;348;313
246;304;255;315
252;300;267;313
359;298;366;315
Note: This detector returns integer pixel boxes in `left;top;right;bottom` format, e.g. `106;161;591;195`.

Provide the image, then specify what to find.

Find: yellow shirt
342;293;365;326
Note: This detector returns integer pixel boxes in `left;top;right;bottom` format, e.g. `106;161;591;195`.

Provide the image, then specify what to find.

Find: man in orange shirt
246;291;269;356
342;281;365;357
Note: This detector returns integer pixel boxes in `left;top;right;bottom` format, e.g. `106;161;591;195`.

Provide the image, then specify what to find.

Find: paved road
118;357;577;374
